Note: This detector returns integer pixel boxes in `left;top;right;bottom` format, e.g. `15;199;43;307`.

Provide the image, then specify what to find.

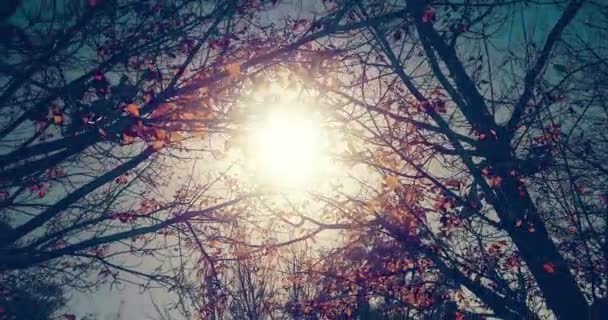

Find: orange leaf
125;103;140;117
543;262;555;273
154;128;167;141
366;199;382;212
122;133;135;145
151;103;173;119
170;132;183;143
489;175;503;188
385;175;399;191
181;112;196;120
226;63;241;79
193;128;206;139
200;108;215;120
52;115;63;125
152;140;165;150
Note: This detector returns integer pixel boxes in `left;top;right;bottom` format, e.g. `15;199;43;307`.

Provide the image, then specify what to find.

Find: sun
232;80;334;190
247;108;329;189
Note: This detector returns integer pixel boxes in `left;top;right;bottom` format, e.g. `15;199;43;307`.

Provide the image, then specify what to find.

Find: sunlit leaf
366;199;382;212
125;103;140;117
385;175;399;191
170;132;183;143
151;103;173;119
489;175;502;188
52;115;63;125
153;128;166;141
226;63;241;79
152;140;165;150
181;112;196;120
122;133;135;145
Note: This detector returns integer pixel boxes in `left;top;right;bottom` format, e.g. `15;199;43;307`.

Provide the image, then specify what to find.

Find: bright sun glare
239;82;332;190
249;109;326;188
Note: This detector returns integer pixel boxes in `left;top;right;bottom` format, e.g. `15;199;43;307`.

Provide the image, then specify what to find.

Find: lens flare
247;109;328;188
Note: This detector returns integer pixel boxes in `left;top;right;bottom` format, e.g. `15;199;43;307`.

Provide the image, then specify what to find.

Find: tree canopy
1;0;608;319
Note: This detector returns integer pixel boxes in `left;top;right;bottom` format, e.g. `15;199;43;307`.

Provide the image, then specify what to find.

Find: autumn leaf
170;132;183;143
152;140;165;150
199;108;215;120
50;105;63;125
366;199;382;212
122;133;135;145
192;128;206;139
181;112;196;120
422;7;436;23
53;114;63;125
125;103;140;117
151;103;173;119
385;175;399;191
543;262;556;274
226;63;241;79
154;128;167;141
489;175;502;188
403;186;418;204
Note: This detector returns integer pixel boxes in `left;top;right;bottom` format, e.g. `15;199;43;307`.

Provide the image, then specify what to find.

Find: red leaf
543;262;555;274
422;7;436;23
489;176;503;188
